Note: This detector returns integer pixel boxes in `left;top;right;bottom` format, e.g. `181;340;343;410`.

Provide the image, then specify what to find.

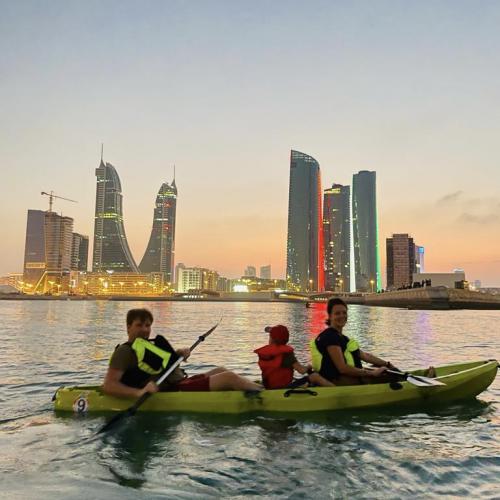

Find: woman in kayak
310;298;399;385
103;308;262;398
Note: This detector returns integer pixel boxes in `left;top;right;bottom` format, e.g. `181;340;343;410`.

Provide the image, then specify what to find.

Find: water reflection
0;300;498;498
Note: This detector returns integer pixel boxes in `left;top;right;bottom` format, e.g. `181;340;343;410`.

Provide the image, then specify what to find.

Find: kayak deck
54;360;498;415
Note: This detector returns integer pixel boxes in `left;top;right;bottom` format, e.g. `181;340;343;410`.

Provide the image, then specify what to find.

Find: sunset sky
1;1;500;285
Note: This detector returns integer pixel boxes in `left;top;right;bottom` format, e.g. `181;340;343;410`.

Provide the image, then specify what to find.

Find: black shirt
314;327;362;380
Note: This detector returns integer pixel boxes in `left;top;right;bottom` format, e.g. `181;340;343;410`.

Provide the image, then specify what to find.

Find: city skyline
2;2;500;285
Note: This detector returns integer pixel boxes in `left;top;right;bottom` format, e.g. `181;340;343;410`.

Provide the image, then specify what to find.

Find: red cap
264;325;289;344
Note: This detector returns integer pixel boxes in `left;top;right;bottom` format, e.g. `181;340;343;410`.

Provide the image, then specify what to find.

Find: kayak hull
53;360;498;415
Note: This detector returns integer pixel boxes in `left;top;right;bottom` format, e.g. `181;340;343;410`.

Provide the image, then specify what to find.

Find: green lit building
352;170;381;292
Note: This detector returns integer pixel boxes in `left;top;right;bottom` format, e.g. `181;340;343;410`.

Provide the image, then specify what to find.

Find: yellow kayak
53;360;498;415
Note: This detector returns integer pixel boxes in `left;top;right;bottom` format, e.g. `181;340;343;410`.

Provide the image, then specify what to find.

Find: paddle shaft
385;368;445;386
97;320;221;434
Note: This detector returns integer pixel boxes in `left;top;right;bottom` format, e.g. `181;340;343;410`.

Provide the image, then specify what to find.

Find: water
0;300;499;499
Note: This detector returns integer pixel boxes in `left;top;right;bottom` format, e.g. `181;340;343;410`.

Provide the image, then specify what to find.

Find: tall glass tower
139;180;177;283
352;170;381;292
323;184;351;292
286;150;324;292
92;154;138;273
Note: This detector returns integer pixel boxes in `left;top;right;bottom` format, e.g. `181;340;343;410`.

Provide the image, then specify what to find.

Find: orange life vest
254;344;294;389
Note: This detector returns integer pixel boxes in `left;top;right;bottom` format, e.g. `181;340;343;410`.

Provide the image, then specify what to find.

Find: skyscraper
286;150;324;292
260;265;271;280
352;170;381;292
244;266;256;277
23;209;74;292
44;212;74;277
323;184;351;292
92;153;138;273
71;233;89;271
139;180;177;283
23;209;47;287
386;234;415;289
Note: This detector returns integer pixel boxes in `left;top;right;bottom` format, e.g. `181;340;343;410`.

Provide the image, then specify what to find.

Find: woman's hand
386;362;399;372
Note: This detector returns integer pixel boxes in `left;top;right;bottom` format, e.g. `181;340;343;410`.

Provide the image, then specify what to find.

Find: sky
1;1;500;285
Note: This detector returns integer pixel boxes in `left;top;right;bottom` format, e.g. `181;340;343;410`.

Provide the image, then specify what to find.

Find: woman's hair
325;297;347;325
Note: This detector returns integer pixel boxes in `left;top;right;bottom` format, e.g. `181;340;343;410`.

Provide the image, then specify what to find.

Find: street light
370;279;375;293
339;279;344;293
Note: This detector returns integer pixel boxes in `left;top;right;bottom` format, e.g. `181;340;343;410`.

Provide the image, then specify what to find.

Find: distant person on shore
254;325;334;389
310;298;400;385
103;308;262;398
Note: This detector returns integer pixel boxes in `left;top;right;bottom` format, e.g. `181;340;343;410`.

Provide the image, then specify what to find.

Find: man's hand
369;367;387;377
139;381;159;397
176;348;191;360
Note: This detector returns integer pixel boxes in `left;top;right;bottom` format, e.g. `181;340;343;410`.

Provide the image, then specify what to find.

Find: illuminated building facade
386;234;415;289
415;245;425;274
352;170;381;292
177;267;219;293
286;150;324;292
139;180;177;283
71;233;89;271
73;272;163;295
323;184;351;292
92;155;138;273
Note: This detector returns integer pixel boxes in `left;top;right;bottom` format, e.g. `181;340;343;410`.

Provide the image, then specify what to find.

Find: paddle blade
97;407;134;434
408;374;446;386
96;392;150;434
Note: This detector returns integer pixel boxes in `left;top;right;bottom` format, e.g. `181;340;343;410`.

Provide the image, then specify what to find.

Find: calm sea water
0;300;499;499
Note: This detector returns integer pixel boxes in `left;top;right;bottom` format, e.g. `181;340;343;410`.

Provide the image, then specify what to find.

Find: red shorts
176;373;210;392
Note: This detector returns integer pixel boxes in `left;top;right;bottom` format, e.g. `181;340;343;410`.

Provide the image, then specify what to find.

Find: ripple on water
0;301;499;498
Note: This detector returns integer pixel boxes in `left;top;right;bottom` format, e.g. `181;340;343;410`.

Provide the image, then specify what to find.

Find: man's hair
126;308;154;326
326;298;347;325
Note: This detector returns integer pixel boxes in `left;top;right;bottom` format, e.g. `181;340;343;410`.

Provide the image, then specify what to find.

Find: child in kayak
254;325;334;389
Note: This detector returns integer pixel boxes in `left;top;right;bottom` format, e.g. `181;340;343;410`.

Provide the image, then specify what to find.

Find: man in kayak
254;325;334;388
310;298;400;385
103;308;263;398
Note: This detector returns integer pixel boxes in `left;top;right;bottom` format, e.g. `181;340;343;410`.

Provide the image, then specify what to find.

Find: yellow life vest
310;337;360;371
130;337;173;375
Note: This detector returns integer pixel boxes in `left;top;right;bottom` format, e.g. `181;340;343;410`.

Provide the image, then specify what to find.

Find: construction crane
41;191;78;212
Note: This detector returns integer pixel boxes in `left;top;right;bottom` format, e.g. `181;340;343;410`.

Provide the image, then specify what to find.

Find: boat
53;359;498;415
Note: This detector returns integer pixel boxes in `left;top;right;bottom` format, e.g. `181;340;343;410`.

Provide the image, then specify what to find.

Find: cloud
436;190;463;205
457;213;500;224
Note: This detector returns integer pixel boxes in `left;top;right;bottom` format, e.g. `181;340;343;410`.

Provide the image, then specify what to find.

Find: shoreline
2;287;500;309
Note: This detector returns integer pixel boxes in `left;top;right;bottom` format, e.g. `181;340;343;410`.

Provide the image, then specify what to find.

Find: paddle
97;318;222;434
384;368;446;387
